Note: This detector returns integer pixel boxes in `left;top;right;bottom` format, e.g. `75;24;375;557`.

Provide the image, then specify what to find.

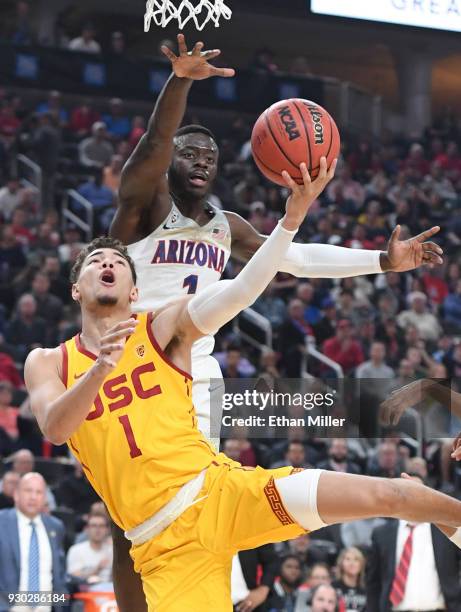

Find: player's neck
80;307;132;353
172;192;211;222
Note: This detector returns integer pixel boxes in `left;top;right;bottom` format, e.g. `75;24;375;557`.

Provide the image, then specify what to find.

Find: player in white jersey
109;35;444;610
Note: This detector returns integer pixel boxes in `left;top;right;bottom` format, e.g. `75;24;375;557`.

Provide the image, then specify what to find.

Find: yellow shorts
130;457;307;612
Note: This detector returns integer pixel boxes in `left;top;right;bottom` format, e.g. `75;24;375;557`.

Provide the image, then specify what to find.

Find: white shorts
191;354;224;452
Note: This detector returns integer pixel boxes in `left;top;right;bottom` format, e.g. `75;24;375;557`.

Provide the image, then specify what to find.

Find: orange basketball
251;98;340;187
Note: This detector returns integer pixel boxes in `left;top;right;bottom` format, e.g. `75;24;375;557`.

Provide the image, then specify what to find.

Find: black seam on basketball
325;113;334;160
292;100;312;172
263;109;300;173
253;148;302;183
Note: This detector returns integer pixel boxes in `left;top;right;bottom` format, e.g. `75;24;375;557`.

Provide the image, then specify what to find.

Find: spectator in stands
129;116;146;149
0;345;24;387
233;171;266;214
355;341;394;379
289;55;313;76
42;255;70;304
322;319;364;375
36;91;68;126
79;122;114;169
34;221;60;258
332;547;366;612
327;164;365;207
265;555;309;611
31;271;63;327
296;282;321;326
317;439;361;475
0;177;22;221
232;544;277;612
29;112;61;210
313;297;337;345
55;461;99;517
5;294;47;361
10;207;34;247
397;291;442;343
222;438;241;462
67;512;113;588
220;344;249;378
250;48;278;73
367;441;401;478
0;470;19;508
367;475;461;612
103;154;123;195
109;31;125;55
252;281;287;329
309;584;338;612
278;299;313;376
403;142;430;177
271;441;311;469
68;23;101;54
0;104;21;140
443;279;461;332
69;102;101;139
102;98;131;140
443;340;461;378
74;168;114;232
0;473;66;604
9;0;35;45
0;380;19;441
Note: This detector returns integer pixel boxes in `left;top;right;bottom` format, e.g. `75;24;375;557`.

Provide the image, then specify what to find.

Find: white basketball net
145;0;232;31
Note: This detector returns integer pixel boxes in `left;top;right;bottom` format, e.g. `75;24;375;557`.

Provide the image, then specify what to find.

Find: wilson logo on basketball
278;106;300;141
306;106;324;145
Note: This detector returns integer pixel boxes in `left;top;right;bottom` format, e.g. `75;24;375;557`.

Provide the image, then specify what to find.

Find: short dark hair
70;236;137;284
175;124;217;143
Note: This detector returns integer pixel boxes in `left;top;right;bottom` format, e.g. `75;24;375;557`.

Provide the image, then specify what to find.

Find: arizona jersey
127;202;231;361
61;313;216;531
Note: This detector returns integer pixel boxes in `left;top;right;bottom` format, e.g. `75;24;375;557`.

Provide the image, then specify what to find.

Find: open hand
380;380;424;426
282;157;337;230
94;318;139;374
161;33;235;80
381;225;443;272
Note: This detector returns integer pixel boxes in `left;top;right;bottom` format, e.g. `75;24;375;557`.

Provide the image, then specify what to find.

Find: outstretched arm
152;159;335;352
110;34;234;243
25;320;138;445
228;215;443;276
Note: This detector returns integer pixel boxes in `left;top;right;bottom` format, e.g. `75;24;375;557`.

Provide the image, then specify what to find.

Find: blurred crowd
1;3;461;607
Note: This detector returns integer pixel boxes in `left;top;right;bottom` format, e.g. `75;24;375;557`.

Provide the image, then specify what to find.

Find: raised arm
110;34;234;244
152;160;335;353
25;320;138;445
228;214;443;276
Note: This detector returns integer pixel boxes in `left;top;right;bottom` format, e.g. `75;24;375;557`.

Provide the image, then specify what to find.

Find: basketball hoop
144;0;232;31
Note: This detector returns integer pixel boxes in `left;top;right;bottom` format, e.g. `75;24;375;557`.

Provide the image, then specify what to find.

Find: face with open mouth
170;133;218;199
72;248;138;307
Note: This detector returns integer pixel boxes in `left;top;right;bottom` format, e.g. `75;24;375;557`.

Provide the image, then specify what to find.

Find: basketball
251;98;340;186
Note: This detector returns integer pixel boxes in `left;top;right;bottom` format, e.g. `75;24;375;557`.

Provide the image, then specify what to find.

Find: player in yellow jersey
25;163;461;611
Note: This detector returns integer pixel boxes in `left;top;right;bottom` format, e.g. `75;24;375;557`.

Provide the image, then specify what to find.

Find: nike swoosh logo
74;372;86;379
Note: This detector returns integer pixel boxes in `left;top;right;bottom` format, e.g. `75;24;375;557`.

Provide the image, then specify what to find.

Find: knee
373;478;407;517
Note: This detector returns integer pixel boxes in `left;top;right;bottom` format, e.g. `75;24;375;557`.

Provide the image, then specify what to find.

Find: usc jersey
60;312;216;531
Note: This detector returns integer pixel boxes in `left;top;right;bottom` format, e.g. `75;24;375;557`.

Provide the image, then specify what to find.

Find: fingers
400;472;411;480
161;46;177;62
414;226;440;243
317;156;328;181
203;49;221;60
103;319;138;343
327;158;338;181
423;241;443;256
281;170;299;192
192;41;204;56
100;343;125;354
177;33;188;56
422;250;443;266
389;224;401;243
300;162;311;189
209;66;235;78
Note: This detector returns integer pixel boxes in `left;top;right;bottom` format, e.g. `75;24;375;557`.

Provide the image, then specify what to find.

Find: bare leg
316;471;461;528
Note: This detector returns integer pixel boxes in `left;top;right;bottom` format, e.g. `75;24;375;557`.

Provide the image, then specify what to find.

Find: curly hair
70;236;137;284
